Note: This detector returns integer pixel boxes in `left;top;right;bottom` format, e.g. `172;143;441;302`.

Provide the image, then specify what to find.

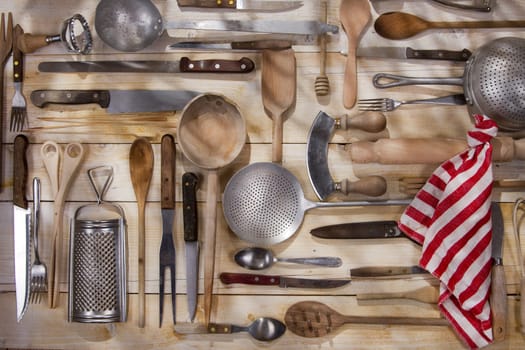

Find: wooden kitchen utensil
262;48;296;164
375;11;525;40
314;1;330;97
129;137;154;328
285;301;448;338
339;0;370;109
0;12;12;192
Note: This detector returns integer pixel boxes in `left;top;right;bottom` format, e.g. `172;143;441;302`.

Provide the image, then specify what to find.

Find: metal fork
10;24;27;132
30;177;47;303
358;94;466;112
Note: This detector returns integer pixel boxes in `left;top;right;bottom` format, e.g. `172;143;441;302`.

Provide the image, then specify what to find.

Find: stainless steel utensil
372;37;525;131
208;317;287;341
358;94;466;112
10;24;27;132
234;247;342;270
222;162;409;246
29;177;47;304
430;0;492;11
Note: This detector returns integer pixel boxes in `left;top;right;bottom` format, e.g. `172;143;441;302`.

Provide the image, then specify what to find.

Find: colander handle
373;73;464;88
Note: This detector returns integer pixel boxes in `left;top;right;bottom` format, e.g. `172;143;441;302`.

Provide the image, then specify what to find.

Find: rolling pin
349;137;524;164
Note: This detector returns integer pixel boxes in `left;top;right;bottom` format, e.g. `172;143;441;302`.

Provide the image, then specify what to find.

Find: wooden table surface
2;0;525;349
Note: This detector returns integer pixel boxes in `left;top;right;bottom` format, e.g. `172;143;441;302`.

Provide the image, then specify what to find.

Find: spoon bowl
245;317;287;341
234;247;343;270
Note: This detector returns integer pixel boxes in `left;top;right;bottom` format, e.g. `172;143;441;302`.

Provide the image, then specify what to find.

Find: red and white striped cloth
398;115;498;349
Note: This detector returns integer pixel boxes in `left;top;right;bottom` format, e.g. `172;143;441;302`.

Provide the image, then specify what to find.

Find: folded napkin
398;115;497;349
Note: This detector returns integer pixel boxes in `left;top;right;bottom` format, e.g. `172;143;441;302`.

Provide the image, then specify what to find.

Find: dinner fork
10;24;27;132
358;94;466;112
30;177;47;303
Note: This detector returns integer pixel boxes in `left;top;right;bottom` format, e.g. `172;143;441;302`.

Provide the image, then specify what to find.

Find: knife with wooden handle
177;0;304;12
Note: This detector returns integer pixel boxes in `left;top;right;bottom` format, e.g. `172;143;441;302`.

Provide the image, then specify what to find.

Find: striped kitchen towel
398;114;497;349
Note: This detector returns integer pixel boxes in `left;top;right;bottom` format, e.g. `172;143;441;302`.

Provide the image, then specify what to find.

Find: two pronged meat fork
10;24;27;132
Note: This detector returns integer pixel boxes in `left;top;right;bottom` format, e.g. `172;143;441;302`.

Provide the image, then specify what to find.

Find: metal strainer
222;162;409;246
372;37;525;131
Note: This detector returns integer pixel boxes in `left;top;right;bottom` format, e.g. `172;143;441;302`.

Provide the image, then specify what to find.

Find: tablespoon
234;247;342;270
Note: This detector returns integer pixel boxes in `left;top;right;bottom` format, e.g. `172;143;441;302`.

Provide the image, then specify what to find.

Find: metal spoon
209;317;287;341
234;247;342;270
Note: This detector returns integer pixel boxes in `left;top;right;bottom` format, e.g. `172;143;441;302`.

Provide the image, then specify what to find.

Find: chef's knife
13;134;30;322
220;272;350;288
350;265;430;278
37;57;255;74
490;202;507;342
355;47;472;61
30;89;199;114
310;221;407;239
177;0;303;12
182;172;199;322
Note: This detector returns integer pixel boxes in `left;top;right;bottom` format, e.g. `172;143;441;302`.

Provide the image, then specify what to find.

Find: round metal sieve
372;37;525;131
222;162;409;246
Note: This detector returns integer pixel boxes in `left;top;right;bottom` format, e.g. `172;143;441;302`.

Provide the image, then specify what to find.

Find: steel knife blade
13;135;30;322
182;172;199;322
490;202;507;342
177;0;304;12
30;89;199;114
219;272;350;289
350;265;430;278
310;221;406;240
355;47;472;61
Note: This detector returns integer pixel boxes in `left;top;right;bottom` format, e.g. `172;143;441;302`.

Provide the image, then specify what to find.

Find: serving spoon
209;317;287;341
375;11;525;40
234;247;342;270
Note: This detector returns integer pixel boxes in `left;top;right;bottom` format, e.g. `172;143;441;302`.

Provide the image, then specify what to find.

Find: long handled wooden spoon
129;137;154;328
375;11;525;40
340;0;371;109
262;48;296;163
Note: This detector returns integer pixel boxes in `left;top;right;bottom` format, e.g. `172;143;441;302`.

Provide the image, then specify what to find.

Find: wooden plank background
1;0;525;349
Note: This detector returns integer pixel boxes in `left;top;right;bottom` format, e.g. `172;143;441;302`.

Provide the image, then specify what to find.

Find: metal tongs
430;0;492;12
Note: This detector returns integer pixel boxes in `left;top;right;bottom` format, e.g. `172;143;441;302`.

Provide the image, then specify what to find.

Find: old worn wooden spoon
375;11;525;40
285;301;448;338
129;137;154;328
262;48;296;163
340;0;371;109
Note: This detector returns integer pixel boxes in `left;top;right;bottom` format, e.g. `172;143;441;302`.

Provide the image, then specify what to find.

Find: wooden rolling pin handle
342;175;387;197
490;263;507;342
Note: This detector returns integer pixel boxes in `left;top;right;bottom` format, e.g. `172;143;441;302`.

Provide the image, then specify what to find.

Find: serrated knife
220;272;350;289
177;0;304;12
13;134;30;322
490;202;507;342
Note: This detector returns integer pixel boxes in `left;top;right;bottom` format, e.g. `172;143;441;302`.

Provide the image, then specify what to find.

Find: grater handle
87;165;114;203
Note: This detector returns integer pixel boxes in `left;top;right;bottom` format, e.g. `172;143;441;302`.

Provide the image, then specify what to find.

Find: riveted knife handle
208;323;234;334
220;272;280;285
177;0;236;9
13;135;29;209
406;48;472;61
13;25;24;83
161;134;176;209
30;90;110;108
182;172;199;242
491;263;507;341
232;40;293;50
179;57;254;73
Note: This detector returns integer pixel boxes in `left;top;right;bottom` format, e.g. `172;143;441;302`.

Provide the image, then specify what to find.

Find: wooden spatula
262;48;296;163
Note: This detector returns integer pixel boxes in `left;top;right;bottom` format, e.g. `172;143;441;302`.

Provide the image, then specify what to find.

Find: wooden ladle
129;137;154;328
340;0;371;109
375;11;525;40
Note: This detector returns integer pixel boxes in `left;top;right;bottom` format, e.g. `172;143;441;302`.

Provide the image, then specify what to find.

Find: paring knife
177;0;304;12
37;57;255;74
220;272;350;289
13;134;30;322
182;172;199;322
490;202;507;342
310;221;408;240
30;89;199;114
159;134;177;327
355;47;472;61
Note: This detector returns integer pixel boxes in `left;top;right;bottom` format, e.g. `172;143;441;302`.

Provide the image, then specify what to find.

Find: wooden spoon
339;0;371;109
375;11;525;40
129;137;154;328
285;301;448;338
262;48;296;163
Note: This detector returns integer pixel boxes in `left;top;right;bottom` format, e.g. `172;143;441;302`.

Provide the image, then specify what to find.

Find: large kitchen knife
356;47;472;61
220;272;350;288
13;134;30;322
310;221;408;239
490;202;507;342
37;57;255;74
30;89;199;114
182;172;199;322
177;0;303;12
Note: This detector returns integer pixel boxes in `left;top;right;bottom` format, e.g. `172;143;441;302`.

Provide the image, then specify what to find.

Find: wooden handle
179;57;255;73
13;135;29;208
160;134;175;209
491;264;507;341
18;33;52;54
177;0;237;8
521;277;525;335
220;272;280;286
341;315;449;327
182;172;199;242
208;323;233;334
12;25;23;83
232;40;292;50
30;90;111;108
204;170;219;326
433;20;525;30
343;176;387;197
343;41;358;109
357;285;439;304
405;47;472;61
342;112;387;133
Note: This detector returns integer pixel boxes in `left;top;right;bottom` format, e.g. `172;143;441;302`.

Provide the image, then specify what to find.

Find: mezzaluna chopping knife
182;172;199;322
13;134;30;322
177;0;303;12
220;272;350;289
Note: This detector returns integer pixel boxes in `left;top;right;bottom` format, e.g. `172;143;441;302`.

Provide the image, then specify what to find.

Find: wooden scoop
340;0;371;109
285;301;448;338
129;137;154;328
262;48;296;163
375;11;525;40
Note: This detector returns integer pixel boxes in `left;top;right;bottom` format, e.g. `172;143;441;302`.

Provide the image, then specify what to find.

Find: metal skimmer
68;166;127;323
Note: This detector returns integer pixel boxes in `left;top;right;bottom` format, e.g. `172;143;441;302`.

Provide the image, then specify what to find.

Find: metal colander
222;162;409;246
373;37;525;131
